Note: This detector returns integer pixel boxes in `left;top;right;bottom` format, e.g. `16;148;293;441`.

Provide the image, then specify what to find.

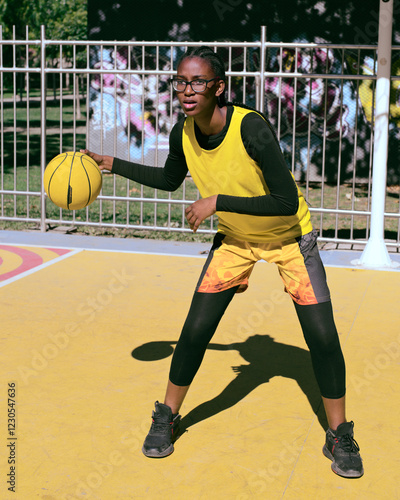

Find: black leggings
169;289;345;399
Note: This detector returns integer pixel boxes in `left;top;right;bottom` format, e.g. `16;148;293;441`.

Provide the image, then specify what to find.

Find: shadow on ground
131;334;328;437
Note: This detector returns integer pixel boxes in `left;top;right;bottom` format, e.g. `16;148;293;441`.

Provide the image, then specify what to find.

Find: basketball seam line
67;152;76;209
80;155;92;207
47;153;68;203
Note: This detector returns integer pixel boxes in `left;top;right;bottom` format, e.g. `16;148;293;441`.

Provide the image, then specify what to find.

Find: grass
2;87;76;100
1;95;399;243
0;167;216;239
2;166;399;243
3;100;86;130
2;92;87;172
304;182;399;242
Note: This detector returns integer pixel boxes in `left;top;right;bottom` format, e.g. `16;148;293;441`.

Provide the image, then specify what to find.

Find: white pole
356;0;396;268
40;25;47;232
259;25;266;114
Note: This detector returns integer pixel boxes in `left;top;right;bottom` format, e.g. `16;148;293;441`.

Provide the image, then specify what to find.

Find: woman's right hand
80;149;114;172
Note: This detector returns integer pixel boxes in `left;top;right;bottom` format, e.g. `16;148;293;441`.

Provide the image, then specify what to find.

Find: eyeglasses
170;77;220;93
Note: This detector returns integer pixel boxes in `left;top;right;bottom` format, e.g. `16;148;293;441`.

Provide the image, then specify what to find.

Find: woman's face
175;56;224;117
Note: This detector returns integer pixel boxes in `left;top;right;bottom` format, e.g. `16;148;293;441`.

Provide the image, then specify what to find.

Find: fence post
40;25;47;232
356;0;397;268
259;26;266;114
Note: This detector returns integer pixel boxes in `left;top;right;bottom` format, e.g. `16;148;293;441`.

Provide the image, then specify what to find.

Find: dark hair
177;46;227;107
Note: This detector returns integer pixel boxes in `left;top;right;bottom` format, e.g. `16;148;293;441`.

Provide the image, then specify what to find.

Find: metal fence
1;25;400;248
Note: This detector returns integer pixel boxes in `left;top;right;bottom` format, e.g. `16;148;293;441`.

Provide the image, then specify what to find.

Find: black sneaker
323;421;364;478
142;401;181;458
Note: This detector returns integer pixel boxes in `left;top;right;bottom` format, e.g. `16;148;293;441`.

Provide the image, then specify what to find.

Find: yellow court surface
1;235;399;499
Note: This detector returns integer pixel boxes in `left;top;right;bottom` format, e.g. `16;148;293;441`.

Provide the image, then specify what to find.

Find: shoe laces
151;414;172;433
336;433;360;454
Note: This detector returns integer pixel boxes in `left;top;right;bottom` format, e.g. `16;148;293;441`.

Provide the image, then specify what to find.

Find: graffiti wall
88;42;400;184
87;0;400;184
88;46;182;167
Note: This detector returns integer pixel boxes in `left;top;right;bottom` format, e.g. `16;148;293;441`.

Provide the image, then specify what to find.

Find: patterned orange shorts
195;230;330;306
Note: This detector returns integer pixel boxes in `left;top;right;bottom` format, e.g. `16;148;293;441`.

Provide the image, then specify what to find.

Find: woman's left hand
185;195;218;233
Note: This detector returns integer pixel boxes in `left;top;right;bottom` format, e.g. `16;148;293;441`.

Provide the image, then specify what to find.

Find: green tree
0;0;87;40
0;0;88;94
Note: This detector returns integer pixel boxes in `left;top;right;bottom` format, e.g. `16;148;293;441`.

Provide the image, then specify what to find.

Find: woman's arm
82;120;188;192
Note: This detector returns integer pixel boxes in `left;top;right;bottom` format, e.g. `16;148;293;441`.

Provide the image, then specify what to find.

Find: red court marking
46;248;71;256
0;245;71;282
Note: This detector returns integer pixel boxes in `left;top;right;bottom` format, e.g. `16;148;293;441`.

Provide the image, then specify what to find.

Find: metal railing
1;25;399;248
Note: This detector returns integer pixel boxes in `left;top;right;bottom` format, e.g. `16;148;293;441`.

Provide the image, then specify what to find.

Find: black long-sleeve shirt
112;104;299;216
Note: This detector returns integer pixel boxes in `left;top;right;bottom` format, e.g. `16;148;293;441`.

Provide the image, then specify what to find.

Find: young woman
83;46;363;478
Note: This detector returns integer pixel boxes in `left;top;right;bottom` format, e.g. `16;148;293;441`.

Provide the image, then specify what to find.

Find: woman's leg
293;300;346;429
164;380;190;415
321;395;346;431
166;286;238;413
288;239;363;477
142;286;238;458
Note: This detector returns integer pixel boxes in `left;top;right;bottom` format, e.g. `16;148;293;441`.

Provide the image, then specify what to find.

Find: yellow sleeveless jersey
182;106;313;243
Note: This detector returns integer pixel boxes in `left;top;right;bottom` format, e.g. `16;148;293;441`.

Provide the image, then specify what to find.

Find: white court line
73;248;209;259
0;248;83;288
324;262;400;272
0;242;84;252
0;241;208;258
2;241;399;272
